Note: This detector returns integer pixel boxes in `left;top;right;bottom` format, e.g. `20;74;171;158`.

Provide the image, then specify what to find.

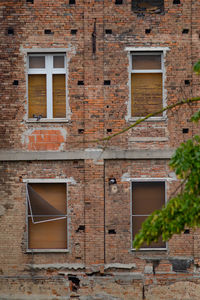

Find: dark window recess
145;28;151;34
185;80;190;85
69;0;76;4
182;29;189;34
76;225;85;232
71;29;77;35
173;0;180;4
44;29;52;34
132;0;164;13
26;0;34;3
170;259;191;272
108;229;116;234
78;129;84;134
184;229;190;234
182;128;189;134
78;80;84;85
105;29;112;34
8;28;14;35
115;0;123;4
104;80;111;85
107;128;112;133
68;275;80;292
13;80;19;86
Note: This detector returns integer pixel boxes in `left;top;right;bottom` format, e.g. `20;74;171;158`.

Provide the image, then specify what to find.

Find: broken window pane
132;0;164;13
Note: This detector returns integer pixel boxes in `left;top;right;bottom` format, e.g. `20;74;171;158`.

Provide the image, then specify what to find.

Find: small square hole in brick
115;0;123;4
104;80;111;85
13;80;18;86
71;29;77;35
185;80;190;85
184;229;190;234
105;29;112;34
173;0;180;4
78;80;84;85
8;28;14;35
182;128;189;134
107;129;112;133
26;0;34;3
145;29;151;34
108;229;116;234
182;29;189;34
78;129;84;134
69;0;76;4
44;29;52;34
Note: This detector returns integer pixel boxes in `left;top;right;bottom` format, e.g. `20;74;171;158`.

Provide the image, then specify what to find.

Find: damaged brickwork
0;0;200;299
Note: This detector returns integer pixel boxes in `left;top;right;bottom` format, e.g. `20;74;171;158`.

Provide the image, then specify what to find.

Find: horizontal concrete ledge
0;149;175;161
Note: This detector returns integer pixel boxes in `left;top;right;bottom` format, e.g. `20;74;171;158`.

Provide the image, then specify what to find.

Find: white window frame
23;178;69;253
27;53;68;122
125;47;169;122
130;178;167;251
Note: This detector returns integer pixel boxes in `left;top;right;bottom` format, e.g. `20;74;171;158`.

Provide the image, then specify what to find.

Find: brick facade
0;0;200;299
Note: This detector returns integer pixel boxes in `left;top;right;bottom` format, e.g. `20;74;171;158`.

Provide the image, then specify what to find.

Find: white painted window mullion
46;55;53;118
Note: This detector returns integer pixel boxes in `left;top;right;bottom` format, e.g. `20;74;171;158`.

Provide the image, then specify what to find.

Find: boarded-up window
27;183;67;250
132;181;166;249
28;54;66;119
132;0;164;13
131;53;163;117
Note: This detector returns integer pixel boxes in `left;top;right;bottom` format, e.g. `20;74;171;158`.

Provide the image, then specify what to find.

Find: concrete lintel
104;263;136;270
26;263;85;270
0;149;174;161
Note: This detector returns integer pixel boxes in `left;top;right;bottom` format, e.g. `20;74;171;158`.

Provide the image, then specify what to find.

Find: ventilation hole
13;80;18;86
182;128;189;134
145;29;151;34
78;129;84;134
76;225;85;232
105;29;112;34
107;128;112;133
68;275;80;292
8;28;14;35
184;229;190;234
108;229;116;234
69;0;76;4
109;177;117;185
71;29;77;35
26;0;34;3
44;29;52;34
106;105;109;108
182;29;189;34
185;80;190;85
104;80;111;85
115;0;123;4
173;0;180;4
78;80;84;85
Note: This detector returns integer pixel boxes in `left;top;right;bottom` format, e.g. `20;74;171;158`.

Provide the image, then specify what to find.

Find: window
131;181;166;249
26;182;68;251
131;52;163;118
132;0;164;13
28;54;66;120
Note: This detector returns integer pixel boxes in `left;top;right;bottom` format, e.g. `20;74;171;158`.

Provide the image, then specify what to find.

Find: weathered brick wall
0;0;200;299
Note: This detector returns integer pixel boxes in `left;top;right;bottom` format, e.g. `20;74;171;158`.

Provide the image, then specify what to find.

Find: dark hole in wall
44;29;52;34
68;275;80;292
71;29;77;35
170;259;192;272
107;129;112;133
182;29;189;34
184;229;190;234
26;0;34;3
108;229;116;234
145;28;151;34
173;0;180;4
132;0;164;13
105;29;112;34
69;0;76;4
115;0;123;4
7;28;14;35
104;80;111;85
78;80;84;85
78;129;84;134
13;80;18;85
182;128;189;134
76;225;85;232
185;80;190;85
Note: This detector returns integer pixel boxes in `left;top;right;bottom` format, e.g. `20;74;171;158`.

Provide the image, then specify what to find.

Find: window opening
132;0;164;13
